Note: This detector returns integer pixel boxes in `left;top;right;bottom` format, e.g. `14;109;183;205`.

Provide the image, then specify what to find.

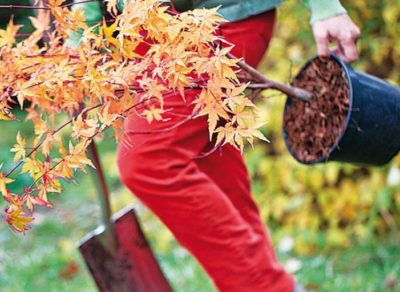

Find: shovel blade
79;207;172;292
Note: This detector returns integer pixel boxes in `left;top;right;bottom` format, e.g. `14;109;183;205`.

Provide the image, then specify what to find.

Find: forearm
306;1;360;63
302;0;347;24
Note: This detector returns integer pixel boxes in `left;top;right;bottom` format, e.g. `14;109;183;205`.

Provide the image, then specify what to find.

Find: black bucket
283;55;400;166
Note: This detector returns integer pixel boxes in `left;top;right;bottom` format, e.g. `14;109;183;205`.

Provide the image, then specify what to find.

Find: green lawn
1;186;399;292
0;117;399;292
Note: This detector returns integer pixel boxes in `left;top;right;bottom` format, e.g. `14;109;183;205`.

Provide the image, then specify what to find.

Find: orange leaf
4;206;34;234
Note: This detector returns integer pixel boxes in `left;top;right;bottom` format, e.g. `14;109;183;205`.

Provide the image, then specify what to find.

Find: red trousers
117;9;295;292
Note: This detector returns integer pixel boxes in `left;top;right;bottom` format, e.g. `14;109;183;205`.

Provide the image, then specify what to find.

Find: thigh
117;106;292;292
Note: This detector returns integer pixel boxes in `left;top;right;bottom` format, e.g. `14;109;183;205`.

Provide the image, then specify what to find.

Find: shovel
78;142;172;292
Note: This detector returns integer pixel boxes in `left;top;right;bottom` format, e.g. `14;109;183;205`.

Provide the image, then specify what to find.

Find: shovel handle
88;142;117;249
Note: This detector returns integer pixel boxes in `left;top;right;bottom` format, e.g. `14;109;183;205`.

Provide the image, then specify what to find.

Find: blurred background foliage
0;0;399;291
254;0;400;255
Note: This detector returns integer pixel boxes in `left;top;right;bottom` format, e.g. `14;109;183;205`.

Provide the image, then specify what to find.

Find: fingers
313;29;330;57
312;14;361;63
338;29;360;63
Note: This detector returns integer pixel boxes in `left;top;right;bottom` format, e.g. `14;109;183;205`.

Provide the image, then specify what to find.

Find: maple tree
0;0;293;233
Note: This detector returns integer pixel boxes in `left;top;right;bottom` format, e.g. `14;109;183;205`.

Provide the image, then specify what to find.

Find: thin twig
0;0;100;10
194;143;222;159
247;83;274;90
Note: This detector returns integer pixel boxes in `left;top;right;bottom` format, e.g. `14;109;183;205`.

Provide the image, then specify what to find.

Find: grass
286;238;400;291
0;116;399;292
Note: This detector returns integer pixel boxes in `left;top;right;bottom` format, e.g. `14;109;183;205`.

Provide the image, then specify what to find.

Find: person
74;0;360;291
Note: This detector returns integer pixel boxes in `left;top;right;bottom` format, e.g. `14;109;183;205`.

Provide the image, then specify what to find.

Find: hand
312;14;361;63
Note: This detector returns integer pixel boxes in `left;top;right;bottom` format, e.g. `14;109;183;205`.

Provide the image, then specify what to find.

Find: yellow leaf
21;158;40;178
29;11;51;32
0;104;18;121
54;159;74;179
101;18;119;48
10;132;26;162
142;106;164;124
0;172;14;197
34;118;48;139
234;133;244;153
98;104;119;129
72;115;98;139
0;17;22;48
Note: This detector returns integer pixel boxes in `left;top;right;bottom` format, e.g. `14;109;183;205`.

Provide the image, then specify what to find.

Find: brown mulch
283;57;350;163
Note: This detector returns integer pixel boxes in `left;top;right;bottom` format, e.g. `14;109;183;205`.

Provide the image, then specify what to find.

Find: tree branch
228;53;313;101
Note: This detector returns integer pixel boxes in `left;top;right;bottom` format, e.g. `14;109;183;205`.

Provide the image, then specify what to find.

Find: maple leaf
145;5;172;42
21;158;41;178
37;185;49;202
247;127;269;143
54;158;74;179
121;39;144;59
25;195;53;213
10;132;26;162
48;0;63;7
14;81;44;110
41;133;56;156
234;132;245;153
105;0;119;17
98;104;119;129
101;19;119;48
0;165;14;198
195;88;230;137
0;0;268;234
142;106;164;124
33;117;48;139
214;124;234;146
66;141;95;172
71;7;89;31
29;11;51;32
0;104;18;121
41;173;62;193
0;110;12;121
30;157;64;195
4;206;34;234
58;141;68;157
0;17;22;48
72;115;98;139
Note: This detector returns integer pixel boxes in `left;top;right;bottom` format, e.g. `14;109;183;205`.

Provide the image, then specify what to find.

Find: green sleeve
67;1;103;47
303;0;347;24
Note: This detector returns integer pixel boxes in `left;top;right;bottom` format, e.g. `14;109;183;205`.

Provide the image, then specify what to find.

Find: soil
283;57;350;163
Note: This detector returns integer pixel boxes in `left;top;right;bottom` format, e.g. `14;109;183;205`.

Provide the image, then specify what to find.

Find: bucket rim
282;54;354;165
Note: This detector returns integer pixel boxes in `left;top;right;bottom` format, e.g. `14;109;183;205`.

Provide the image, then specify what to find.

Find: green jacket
68;0;347;46
72;0;347;26
172;0;346;24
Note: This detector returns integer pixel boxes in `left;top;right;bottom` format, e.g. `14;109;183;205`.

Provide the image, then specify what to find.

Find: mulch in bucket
283;57;350;163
